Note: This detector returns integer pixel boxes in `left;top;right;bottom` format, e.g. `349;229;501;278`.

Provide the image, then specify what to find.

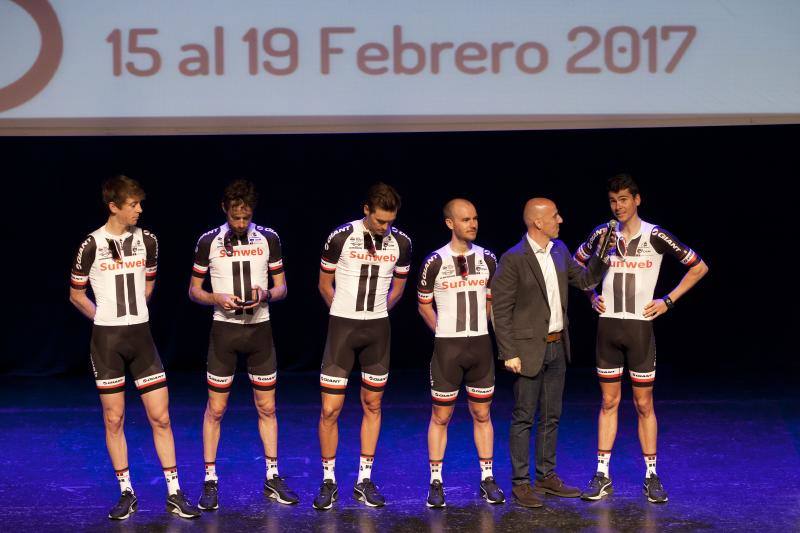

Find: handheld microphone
597;219;618;259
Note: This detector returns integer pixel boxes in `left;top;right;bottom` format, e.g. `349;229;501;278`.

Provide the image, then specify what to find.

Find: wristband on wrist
265;289;272;303
663;295;674;310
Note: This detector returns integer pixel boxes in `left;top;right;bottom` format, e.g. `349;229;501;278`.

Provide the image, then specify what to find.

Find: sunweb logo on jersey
0;1;63;113
443;278;487;289
100;258;147;271
349;250;396;262
608;259;654;269
218;246;264;258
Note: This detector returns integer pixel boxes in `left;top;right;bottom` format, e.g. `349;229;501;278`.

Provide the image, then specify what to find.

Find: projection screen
1;0;798;135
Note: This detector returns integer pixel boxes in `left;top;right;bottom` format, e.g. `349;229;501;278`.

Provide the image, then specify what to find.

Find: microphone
597;219;618;259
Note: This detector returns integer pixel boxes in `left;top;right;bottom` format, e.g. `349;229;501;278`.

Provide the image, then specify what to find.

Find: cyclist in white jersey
69;176;199;520
189;180;297;510
417;199;504;508
574;174;708;504
314;183;412;510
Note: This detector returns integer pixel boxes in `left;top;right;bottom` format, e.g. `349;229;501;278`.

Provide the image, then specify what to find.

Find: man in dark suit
492;198;611;508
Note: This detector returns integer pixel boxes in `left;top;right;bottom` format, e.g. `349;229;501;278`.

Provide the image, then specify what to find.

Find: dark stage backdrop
0;125;794;376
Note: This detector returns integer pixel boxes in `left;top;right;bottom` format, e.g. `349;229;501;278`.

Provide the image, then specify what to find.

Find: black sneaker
198;480;219;510
581;472;613;501
426;480;446;508
264;475;300;504
108;490;137;520
353;478;386;507
313;479;338;510
479;476;505;504
167;489;201;518
643;474;668;503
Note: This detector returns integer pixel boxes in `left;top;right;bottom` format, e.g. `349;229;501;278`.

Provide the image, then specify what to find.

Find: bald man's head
443;198;474;221
523;198;555;228
444;198;478;243
524;197;562;240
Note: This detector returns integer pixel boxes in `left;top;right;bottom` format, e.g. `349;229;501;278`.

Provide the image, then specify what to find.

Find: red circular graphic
0;0;63;113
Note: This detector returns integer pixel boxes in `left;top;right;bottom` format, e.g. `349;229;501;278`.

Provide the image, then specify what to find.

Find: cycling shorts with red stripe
320;315;390;394
206;320;277;393
596;317;656;387
430;335;495;406
90;323;166;395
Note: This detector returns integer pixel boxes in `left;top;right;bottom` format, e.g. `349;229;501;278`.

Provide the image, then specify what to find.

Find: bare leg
427;404;455;461
468;400;493;460
202;390;230;463
632;386;657;455
140;387;176;468
100;392;128;470
359;388;384;456
598;381;622;452
254;389;277;458
319;392;345;459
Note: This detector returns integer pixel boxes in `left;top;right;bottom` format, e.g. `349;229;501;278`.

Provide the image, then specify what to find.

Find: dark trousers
509;341;566;485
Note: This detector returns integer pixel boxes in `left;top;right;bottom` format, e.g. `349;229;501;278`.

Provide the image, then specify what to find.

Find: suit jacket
492;236;607;377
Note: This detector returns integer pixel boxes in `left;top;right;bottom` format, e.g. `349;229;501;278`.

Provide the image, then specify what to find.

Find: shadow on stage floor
1;367;798;532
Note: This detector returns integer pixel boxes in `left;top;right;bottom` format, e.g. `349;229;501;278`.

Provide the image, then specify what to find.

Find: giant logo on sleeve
0;0;62;112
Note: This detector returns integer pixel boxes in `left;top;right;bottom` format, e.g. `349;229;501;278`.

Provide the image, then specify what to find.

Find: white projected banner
1;0;799;134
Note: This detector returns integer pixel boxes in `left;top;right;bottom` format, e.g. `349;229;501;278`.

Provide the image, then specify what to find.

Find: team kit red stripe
137;377;166;388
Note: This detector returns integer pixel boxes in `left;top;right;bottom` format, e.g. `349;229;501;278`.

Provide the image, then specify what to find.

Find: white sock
429;460;443;483
266;456;279;479
322;457;336;483
115;467;133;494
204;462;217;482
358;455;374;483
163;466;180;495
597;450;611;477
645;454;657;477
479;458;493;481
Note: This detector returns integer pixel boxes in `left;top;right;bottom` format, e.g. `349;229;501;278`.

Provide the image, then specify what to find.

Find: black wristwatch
663;295;674;310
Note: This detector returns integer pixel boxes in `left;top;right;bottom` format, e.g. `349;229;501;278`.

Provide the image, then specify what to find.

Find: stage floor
1;368;798;532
